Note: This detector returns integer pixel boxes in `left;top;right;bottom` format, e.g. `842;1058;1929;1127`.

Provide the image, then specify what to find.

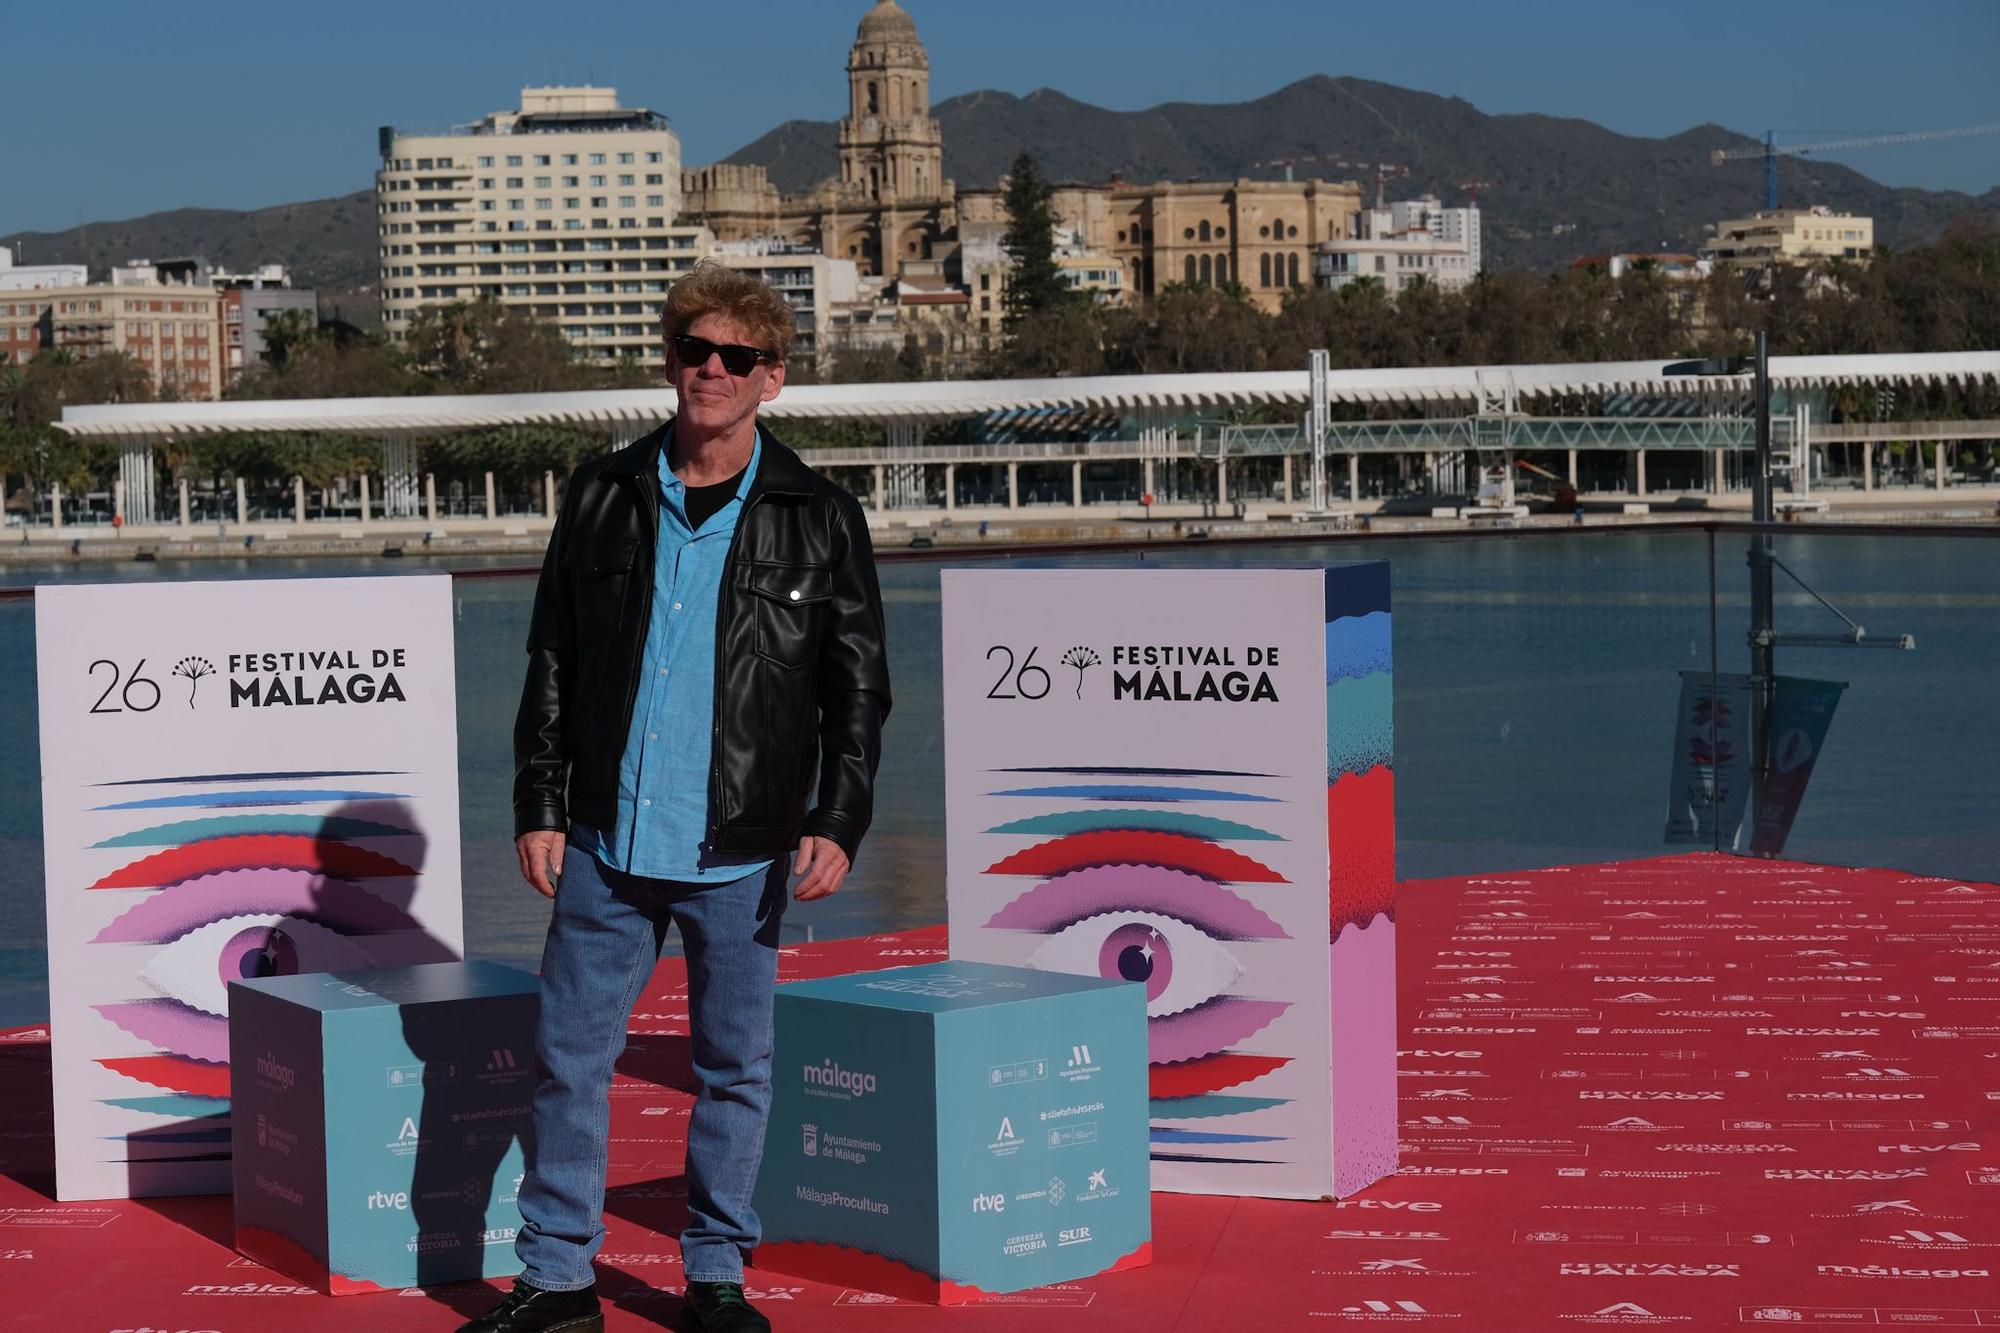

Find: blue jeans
515;843;787;1289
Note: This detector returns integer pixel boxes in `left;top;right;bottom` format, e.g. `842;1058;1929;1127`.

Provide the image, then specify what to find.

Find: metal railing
1214;416;1800;457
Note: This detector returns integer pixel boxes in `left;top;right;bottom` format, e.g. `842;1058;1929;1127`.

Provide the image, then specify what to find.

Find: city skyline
4;0;1998;238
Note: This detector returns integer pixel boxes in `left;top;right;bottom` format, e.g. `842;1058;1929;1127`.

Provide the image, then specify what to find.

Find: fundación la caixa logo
979;642;1282;703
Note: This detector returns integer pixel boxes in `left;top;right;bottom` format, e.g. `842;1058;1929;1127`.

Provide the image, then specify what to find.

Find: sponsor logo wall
941;566;1398;1200
35;577;464;1200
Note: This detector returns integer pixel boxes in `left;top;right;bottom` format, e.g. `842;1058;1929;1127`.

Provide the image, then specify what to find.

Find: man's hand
516;830;567;899
791;836;850;902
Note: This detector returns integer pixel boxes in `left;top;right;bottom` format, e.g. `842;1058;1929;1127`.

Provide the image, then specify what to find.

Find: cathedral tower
838;1;945;204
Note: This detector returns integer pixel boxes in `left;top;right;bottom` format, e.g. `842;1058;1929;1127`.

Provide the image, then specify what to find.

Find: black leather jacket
512;424;891;864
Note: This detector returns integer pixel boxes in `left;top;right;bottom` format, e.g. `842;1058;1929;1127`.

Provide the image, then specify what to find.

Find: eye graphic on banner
1026;912;1245;1016
77;769;454;1160
978;767;1296;1161
140;913;375;1017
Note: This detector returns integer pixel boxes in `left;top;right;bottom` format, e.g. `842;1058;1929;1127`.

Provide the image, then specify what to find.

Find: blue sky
4;0;1996;237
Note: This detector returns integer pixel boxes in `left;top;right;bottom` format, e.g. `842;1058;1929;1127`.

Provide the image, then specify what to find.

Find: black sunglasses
671;333;776;376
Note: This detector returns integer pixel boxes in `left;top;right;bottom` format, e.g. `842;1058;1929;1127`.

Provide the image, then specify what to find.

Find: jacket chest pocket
747;563;832;669
574;539;637;633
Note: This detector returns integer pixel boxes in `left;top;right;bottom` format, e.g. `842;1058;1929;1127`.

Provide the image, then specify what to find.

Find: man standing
465;264;891;1333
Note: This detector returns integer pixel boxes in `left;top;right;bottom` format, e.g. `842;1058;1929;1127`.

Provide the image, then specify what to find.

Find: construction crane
1711;125;2000;210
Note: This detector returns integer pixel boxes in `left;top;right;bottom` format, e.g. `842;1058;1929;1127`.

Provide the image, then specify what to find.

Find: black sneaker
682;1279;772;1333
457;1278;604;1333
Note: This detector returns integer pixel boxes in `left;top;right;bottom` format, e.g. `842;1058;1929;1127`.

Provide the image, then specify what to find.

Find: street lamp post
1664;334;1910;854
1746;332;1776;848
1664;336;1776;847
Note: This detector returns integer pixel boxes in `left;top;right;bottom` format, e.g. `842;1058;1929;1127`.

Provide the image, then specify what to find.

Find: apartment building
215;269;317;386
1705;206;1874;268
1057;252;1127;304
377;86;704;365
1389;195;1481;273
19;278;226;397
1314;196;1480;297
0;248;88;292
709;241;861;370
0;295;48;365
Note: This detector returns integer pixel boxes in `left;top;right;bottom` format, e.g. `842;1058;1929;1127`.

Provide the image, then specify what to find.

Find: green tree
1000;152;1068;329
258;308;325;369
0;424;52;517
1135;283;1274;374
1002;300;1108;378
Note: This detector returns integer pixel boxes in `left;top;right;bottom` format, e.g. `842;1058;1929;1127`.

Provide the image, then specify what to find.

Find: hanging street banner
1664;671;1753;847
1748;675;1848;857
36;576;465;1200
942;565;1399;1200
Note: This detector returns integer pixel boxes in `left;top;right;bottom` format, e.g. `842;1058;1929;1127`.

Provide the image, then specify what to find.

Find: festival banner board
942;565;1398;1200
36;576;465;1201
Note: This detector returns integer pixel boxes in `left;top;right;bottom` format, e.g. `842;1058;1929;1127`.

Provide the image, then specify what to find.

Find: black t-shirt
683;468;746;531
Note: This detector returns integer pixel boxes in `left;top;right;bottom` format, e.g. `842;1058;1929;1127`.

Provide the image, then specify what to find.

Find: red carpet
3;853;1998;1330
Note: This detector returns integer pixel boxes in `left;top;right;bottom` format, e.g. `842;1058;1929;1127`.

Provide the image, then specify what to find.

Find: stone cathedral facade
681;1;957;280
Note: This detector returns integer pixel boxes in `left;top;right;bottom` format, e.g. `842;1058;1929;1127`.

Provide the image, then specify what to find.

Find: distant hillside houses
0;251;313;396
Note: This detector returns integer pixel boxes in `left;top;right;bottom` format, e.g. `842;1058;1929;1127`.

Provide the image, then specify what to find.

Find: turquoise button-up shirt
573;431;774;884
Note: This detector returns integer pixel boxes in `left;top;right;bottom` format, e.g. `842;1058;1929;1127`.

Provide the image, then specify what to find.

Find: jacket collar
603;419;813;497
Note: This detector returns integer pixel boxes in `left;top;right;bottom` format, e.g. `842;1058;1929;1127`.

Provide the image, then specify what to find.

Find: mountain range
727;76;2000;271
5;75;1994;331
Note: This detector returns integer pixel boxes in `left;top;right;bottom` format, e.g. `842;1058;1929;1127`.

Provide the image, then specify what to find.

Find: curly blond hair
659;262;795;363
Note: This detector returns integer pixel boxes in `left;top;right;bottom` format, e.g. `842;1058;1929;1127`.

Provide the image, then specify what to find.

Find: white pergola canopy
56;352;2000;443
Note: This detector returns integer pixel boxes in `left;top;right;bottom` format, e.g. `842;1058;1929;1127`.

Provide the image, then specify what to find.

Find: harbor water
3;528;1995;1026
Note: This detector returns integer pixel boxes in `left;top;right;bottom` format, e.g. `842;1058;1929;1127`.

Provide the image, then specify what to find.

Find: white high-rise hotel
376;87;706;365
1314;194;1481;297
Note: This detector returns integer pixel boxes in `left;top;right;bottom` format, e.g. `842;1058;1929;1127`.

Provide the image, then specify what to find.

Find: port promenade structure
47;350;2000;539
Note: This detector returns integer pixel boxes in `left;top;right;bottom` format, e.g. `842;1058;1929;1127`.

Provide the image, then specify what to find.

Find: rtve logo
971;1193;1005;1214
366;1189;410;1211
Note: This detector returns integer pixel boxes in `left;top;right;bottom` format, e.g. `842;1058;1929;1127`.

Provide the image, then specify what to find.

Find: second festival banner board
36;576;465;1201
943;565;1397;1199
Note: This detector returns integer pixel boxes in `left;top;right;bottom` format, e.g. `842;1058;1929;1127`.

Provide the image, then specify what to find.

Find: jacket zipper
709;487;762;848
616;468;661;781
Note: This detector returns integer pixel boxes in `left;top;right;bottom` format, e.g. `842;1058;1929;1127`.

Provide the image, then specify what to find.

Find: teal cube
753;961;1150;1303
227;962;538;1294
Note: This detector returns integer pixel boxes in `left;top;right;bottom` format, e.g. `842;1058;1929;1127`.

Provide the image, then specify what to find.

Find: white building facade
0;249;89;292
710;241;862;370
1315;195;1480;297
376;86;702;365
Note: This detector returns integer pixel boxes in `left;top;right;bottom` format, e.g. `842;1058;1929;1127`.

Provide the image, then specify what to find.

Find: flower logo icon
171;656;216;708
1061;646;1100;698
